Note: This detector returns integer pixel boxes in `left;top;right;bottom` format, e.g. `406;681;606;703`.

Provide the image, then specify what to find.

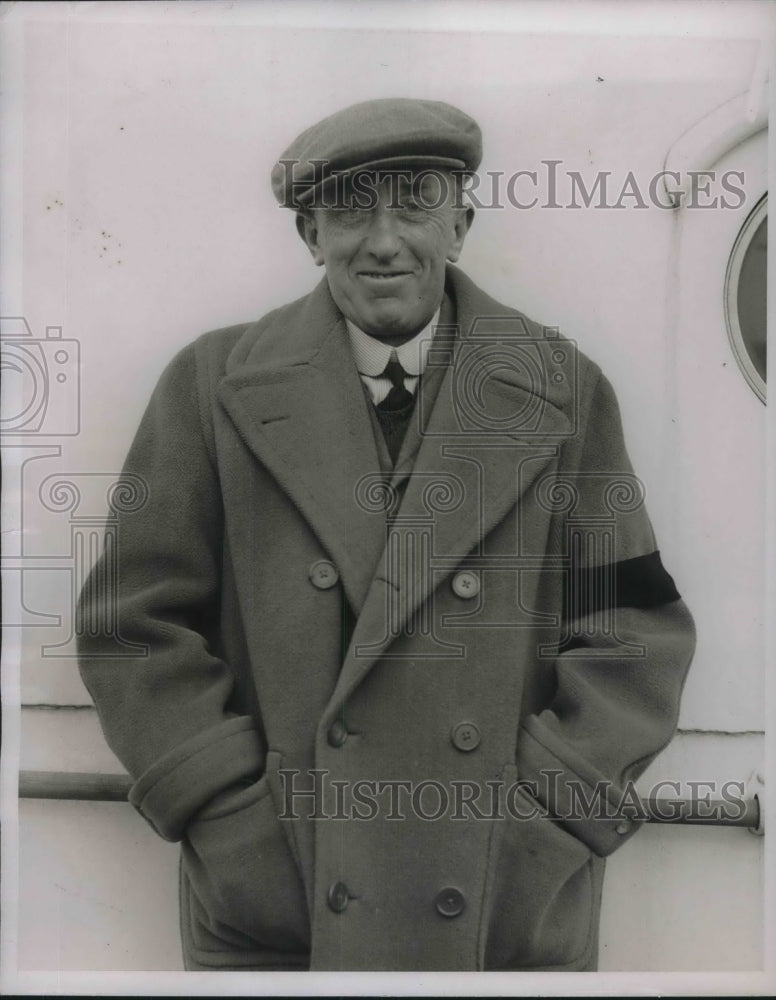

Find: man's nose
363;207;402;258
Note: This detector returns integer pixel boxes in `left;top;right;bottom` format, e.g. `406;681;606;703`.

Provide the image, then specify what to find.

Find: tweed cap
271;98;482;209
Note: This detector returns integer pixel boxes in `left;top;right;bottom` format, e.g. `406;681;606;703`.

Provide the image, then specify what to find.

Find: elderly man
78;98;695;972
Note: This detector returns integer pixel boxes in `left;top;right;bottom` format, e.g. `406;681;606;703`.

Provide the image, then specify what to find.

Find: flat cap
271;97;482;209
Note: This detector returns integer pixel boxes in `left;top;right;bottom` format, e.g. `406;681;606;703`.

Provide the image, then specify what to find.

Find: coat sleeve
77;339;264;842
516;370;696;857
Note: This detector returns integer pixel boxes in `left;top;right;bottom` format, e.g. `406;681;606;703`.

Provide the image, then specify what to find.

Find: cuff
129;716;264;841
517;718;646;857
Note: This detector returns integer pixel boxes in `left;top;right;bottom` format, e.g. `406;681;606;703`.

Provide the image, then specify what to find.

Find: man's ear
446;203;475;264
295;210;325;266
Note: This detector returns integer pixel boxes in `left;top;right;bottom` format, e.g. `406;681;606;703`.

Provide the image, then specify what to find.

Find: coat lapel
328;266;574;708
217;278;387;615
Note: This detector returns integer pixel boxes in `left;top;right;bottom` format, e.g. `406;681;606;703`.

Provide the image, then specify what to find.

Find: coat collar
218;276;387;616
217;266;575;701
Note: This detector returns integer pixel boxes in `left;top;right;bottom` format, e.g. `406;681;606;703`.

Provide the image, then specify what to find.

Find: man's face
297;171;473;344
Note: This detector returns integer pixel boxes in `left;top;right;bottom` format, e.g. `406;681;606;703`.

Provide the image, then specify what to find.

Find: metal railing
17;770;765;833
19;770;132;802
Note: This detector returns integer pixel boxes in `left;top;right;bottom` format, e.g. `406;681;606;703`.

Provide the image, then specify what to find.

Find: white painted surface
599;732;765;972
17;800;182;973
20;706;125;774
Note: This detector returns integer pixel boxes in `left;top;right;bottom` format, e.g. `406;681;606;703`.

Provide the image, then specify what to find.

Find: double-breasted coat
78;265;696;971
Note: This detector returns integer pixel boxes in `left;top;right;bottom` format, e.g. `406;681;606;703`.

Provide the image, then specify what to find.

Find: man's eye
333;209;368;227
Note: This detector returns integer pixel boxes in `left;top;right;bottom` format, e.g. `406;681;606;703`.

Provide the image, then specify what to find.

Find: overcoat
78;265;696;972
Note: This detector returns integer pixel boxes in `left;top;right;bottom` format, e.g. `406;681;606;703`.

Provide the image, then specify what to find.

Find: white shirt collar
345;307;441;378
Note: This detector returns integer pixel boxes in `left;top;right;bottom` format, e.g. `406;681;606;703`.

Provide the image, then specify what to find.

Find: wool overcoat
78;265;696;972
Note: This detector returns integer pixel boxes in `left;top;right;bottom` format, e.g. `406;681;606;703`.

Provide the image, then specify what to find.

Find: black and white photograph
0;0;773;995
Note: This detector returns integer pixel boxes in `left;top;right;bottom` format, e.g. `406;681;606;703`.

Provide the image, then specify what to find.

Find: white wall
2;1;771;992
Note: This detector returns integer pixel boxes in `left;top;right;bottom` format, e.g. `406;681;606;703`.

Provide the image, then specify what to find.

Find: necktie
374;355;416;465
378;356;414;412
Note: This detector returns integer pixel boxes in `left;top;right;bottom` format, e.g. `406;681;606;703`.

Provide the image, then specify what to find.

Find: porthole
724;194;767;404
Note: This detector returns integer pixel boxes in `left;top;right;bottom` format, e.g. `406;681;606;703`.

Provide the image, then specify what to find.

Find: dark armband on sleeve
562;549;681;622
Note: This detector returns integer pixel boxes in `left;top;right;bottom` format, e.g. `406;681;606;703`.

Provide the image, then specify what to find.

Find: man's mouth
358;270;414;279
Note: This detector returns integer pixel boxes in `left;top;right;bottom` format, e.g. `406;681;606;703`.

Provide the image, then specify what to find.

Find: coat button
451;571;480;599
327;719;348;747
435;887;465;918
615;819;632;835
451;721;481;752
327;881;349;913
309;560;339;589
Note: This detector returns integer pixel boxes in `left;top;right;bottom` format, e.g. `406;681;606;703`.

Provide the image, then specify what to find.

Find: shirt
345;308;441;406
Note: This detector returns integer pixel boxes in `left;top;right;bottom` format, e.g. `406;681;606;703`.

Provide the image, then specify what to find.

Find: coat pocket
484;783;603;970
181;765;310;959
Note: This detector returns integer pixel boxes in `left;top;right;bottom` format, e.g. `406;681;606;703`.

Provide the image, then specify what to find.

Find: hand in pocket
182;776;310;953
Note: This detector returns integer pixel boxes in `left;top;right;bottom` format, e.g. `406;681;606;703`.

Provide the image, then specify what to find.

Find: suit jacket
78;265;696;972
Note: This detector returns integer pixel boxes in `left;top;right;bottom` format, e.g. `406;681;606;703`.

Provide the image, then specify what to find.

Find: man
77;98;696;972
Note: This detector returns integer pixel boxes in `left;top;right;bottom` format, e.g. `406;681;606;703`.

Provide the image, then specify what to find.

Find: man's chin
359;306;431;342
363;322;421;342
